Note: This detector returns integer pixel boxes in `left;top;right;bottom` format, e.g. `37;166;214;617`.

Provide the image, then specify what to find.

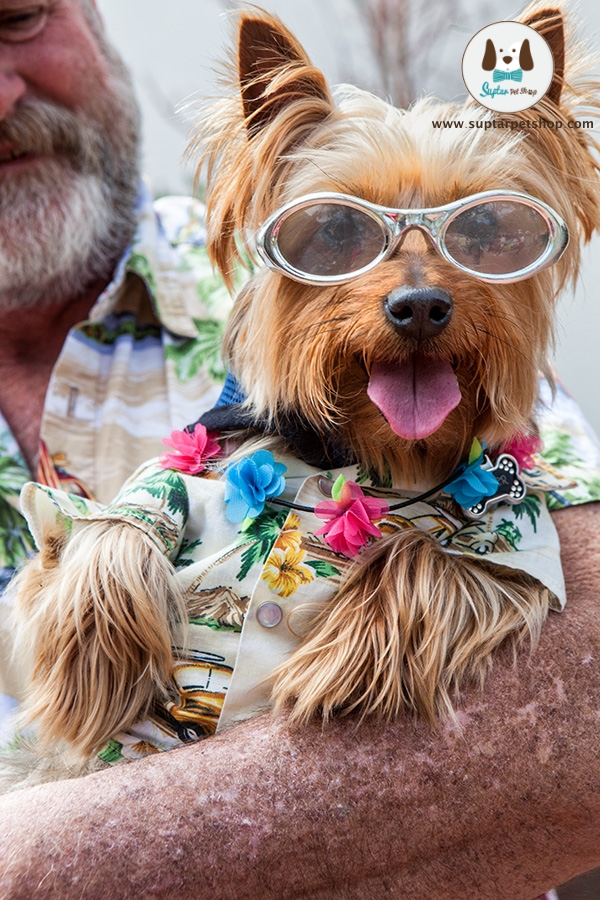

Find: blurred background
96;0;600;435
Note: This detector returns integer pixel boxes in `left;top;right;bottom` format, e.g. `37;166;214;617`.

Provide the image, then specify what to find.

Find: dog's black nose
384;287;453;341
502;55;513;64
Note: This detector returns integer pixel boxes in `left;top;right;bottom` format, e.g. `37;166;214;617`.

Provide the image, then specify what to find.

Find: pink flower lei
501;432;543;470
314;475;390;558
159;423;221;475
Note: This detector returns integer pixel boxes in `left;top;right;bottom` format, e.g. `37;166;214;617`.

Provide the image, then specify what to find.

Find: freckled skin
0;504;598;899
0;0;115;122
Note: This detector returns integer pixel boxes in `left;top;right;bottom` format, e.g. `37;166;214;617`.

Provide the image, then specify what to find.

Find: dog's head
196;4;600;483
482;37;535;72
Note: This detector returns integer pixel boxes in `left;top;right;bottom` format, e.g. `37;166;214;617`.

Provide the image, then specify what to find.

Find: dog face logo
463;21;554;112
481;36;534;78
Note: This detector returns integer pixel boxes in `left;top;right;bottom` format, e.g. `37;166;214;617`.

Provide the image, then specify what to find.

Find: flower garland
159;427;538;559
444;438;499;509
314;474;390;558
223;450;287;524
501;432;543;470
159;423;221;474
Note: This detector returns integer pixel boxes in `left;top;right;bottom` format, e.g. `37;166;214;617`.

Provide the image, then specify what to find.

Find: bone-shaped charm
463;454;526;519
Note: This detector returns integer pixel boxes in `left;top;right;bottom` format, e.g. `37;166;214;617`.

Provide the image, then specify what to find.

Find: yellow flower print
261;544;315;597
273;512;302;551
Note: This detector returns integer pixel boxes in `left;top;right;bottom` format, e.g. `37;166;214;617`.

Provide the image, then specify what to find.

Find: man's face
0;0;140;309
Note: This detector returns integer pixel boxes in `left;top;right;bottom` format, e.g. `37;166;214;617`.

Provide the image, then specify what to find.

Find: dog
482;35;535;77
4;1;600;784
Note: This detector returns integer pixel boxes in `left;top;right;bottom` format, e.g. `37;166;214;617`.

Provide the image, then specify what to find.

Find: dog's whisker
484;310;530;339
297;326;345;340
472;327;538;371
294;315;352;336
302;158;349;192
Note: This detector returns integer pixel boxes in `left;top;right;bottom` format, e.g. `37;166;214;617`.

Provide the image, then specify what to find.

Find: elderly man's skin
1;2;600;898
0;503;598;900
0;0;130;470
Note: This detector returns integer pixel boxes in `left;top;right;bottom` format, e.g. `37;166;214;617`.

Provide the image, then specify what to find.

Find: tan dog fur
6;2;600;775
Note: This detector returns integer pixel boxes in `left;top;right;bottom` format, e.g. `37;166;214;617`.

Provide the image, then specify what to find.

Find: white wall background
97;0;600;434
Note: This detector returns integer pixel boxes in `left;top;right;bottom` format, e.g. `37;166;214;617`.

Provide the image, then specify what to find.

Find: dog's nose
502;55;513;64
384;287;453;341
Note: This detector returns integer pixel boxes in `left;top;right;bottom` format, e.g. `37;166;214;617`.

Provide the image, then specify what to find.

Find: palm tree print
0;447;32;569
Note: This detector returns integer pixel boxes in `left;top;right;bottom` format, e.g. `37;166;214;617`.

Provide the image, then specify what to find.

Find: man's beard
0;48;141;310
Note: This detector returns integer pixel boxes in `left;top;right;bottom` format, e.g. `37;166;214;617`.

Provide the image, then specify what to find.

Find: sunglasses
255;190;569;285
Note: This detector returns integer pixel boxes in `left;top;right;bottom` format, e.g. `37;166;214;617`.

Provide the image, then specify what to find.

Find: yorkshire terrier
4;1;600;783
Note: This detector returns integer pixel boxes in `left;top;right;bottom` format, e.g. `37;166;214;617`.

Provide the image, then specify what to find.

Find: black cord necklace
268;469;461;513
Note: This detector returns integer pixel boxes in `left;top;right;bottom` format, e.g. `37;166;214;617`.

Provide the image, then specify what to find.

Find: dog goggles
256;190;569;285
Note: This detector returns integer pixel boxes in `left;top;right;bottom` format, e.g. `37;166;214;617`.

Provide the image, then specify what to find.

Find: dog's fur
6;2;600;780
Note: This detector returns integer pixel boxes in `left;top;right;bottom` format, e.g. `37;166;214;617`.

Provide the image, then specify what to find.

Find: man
0;2;599;898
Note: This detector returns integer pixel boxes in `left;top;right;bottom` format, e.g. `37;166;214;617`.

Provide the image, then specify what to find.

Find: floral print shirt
19;383;600;763
0;183;233;590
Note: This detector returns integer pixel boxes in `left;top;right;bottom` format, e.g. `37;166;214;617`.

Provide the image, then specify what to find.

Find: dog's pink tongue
367;355;461;440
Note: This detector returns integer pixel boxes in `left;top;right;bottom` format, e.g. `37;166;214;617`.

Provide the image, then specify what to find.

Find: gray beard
0;56;140;310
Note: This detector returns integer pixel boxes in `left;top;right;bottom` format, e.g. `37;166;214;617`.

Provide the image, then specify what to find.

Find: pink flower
314;479;389;558
502;433;543;471
159;424;221;475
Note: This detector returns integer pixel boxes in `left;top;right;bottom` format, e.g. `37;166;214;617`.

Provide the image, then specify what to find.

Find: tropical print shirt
0;183;233;590
18;381;600;765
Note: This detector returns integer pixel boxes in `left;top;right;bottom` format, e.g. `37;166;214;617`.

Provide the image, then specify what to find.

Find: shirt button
318;476;332;496
256;602;283;628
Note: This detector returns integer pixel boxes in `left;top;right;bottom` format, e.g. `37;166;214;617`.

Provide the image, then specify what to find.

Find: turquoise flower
224;450;287;523
446;439;499;509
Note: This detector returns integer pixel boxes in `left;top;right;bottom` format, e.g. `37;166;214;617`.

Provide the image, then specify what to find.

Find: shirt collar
88;180;199;339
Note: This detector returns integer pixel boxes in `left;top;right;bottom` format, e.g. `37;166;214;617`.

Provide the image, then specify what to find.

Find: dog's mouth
366;353;462;440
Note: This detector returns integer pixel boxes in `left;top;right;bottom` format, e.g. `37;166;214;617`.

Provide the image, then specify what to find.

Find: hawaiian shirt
0;182;233;588
18;384;600;764
0;184;235;735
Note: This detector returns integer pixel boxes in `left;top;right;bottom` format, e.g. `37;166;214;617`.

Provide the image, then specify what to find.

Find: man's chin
0;167;116;311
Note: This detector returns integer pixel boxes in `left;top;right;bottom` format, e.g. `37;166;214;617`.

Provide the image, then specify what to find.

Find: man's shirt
0;183;233;588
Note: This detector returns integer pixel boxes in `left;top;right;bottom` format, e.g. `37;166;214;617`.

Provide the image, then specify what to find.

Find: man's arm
0;504;599;900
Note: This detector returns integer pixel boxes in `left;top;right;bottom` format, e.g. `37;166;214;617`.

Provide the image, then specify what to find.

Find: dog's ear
197;10;334;287
520;6;564;104
519;38;534;71
481;39;497;71
238;12;331;138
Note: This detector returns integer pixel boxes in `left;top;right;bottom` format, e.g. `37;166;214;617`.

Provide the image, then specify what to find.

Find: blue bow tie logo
493;69;523;82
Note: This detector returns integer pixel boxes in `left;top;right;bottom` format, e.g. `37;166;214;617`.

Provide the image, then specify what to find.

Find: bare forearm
1;504;599;900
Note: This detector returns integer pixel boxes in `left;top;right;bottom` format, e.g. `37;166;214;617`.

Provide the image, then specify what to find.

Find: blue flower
445;442;499;509
224;450;287;523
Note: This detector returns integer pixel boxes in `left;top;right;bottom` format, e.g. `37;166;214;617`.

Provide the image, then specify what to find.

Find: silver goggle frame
255;189;569;286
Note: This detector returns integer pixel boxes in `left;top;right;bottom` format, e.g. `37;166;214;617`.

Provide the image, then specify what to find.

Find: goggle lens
444;201;550;275
276;204;386;277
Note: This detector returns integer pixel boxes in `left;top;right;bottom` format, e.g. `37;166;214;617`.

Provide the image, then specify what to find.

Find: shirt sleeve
20;461;189;559
535;378;600;510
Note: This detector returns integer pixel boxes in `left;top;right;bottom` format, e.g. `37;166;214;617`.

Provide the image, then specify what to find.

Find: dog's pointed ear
520;6;564;105
237;12;332;137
